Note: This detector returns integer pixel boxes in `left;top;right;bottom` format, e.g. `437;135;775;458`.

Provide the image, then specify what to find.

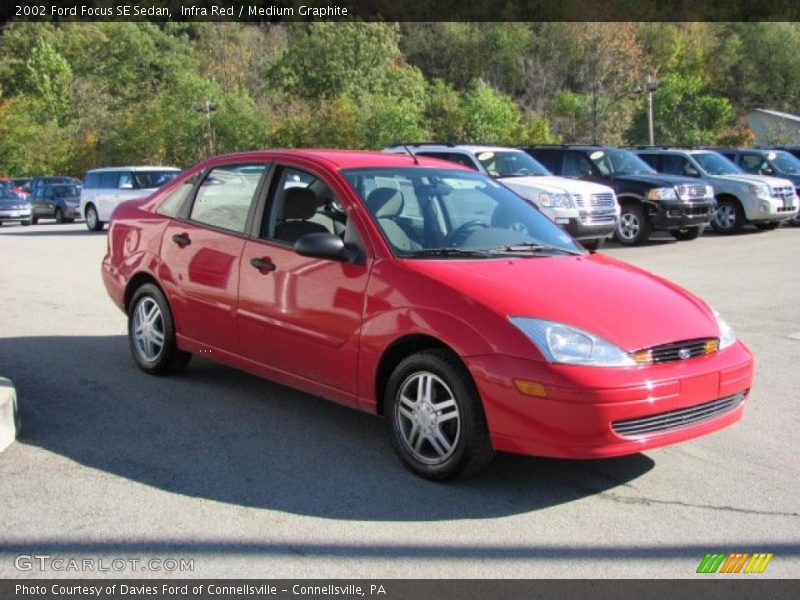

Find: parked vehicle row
101;150;755;480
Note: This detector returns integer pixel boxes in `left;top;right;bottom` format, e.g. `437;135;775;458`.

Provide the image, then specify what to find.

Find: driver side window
564;152;594;177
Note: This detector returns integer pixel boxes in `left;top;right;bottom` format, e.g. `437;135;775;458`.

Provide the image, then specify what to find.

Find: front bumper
0;208;31;222
563;215;617;241
649;199;716;230
466;340;753;458
747;195;798;222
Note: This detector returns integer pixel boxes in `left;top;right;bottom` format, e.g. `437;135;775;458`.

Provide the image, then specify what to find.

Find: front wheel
386;349;493;480
711;199;745;234
85;205;104;231
55;208;65;224
582;237;606;251
669;225;704;241
615;204;652;245
128;283;192;375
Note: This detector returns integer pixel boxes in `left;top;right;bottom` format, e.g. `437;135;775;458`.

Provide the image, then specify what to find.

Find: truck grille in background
676;184;709;199
573;193;616;210
633;338;718;365
771;186;795;201
612;391;746;437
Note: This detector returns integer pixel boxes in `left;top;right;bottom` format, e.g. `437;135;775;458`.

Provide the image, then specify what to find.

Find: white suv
634;148;798;233
80;166;181;231
383;144;620;248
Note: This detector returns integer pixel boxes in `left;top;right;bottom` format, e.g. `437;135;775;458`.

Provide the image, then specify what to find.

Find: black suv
523;146;717;245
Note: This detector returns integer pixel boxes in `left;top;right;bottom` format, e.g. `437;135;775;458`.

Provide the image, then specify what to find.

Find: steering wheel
444;220;489;246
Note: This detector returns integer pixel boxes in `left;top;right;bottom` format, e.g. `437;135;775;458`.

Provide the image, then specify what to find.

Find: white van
80;166;181;231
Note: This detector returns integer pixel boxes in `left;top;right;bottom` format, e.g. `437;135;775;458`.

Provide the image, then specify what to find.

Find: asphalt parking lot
0;222;798;579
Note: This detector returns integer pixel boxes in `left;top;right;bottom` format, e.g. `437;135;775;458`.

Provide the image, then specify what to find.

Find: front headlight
713;310;737;349
539;193;573;209
509;317;636;367
647;187;678;201
748;184;770;198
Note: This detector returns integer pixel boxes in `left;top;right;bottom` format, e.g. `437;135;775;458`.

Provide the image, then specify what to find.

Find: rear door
159;162;268;354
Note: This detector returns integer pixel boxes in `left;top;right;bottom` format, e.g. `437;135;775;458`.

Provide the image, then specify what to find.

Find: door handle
250;257;276;272
171;233;191;247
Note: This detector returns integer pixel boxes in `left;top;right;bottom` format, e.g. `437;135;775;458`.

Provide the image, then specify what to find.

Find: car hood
0;198;28;208
404;253;718;352
499;175;614;196
717;173;796;188
611;173;699;187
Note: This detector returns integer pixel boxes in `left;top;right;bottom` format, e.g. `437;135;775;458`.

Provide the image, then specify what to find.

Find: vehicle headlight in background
713;310;737;349
509;317;636;367
647;187;678;201
748;184;770;199
539;193;573;209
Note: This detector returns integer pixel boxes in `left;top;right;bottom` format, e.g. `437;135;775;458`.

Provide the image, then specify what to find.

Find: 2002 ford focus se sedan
102;150;754;480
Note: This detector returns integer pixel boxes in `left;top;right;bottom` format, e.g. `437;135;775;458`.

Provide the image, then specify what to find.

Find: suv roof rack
386;142;457;148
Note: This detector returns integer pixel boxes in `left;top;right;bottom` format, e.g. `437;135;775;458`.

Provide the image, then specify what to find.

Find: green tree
627;73;734;146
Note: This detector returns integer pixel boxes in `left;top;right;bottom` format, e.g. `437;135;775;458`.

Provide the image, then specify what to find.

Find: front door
159;163;268;353
237;165;371;398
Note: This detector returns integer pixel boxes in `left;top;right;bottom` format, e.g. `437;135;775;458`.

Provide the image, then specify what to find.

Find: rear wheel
615;204;651;245
711;199;745;234
128;283;192;375
754;222;780;231
386;349;493;480
85;204;104;231
669;225;704;241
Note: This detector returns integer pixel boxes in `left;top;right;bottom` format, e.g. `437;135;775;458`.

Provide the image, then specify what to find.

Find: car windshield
52;185;80;197
590;149;656;176
134;170;180;189
693;152;742;175
475;150;550;178
342;167;582;258
769;151;800;175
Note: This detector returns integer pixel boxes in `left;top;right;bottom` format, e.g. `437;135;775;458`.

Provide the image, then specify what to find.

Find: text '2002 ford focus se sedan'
101;150;754;480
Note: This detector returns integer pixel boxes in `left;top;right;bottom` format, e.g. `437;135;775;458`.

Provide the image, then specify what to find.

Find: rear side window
99;172;120;189
84;172;101;189
189;164;266;234
156;178;196;218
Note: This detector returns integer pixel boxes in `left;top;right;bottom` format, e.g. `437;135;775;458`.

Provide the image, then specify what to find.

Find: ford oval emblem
678;348;692;360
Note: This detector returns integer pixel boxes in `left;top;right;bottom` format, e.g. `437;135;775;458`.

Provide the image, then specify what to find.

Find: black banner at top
3;0;800;23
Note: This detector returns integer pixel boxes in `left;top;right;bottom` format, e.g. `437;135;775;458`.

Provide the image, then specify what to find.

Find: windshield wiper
404;248;491;259
487;242;583;256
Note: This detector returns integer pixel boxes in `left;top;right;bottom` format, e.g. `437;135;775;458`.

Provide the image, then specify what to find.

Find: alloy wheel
714;204;736;231
132;297;165;362
86;207;97;230
395;371;461;465
618;212;640;241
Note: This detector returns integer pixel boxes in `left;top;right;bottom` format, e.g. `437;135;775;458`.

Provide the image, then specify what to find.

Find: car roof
384;144;524;154
86;166;181;173
203;149;473;171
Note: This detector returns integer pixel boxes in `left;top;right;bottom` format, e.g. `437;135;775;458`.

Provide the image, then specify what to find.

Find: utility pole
193;101;218;158
646;75;658;146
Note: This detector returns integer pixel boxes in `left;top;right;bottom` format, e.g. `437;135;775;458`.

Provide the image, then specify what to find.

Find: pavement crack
598;491;800;518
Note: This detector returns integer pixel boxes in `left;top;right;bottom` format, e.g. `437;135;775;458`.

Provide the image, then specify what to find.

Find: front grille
573;193;616;210
677;184;709;199
612;391;746;437
771;186;795;202
633;338;718;365
685;205;711;216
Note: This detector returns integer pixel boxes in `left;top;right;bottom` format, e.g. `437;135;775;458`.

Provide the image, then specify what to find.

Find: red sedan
102;150;754;480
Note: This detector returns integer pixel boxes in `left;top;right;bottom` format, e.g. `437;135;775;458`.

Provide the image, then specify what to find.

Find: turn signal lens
632;350;652;365
513;379;548;398
704;339;720;354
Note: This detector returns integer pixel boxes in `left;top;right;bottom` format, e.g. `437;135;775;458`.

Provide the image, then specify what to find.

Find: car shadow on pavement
0;228;99;237
0;335;655;522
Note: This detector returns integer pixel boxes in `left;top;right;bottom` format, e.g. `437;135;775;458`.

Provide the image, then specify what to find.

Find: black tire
754;222;780;231
55;208;64;224
615;204;652;245
30;215;38;225
128;283;192;376
711;198;745;234
386;349;494;480
582;237;606;251
21;219;31;227
789;214;800;227
669;225;705;241
85;204;104;231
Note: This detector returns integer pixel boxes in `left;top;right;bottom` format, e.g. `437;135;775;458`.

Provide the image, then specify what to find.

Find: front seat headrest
366;188;404;218
281;187;318;220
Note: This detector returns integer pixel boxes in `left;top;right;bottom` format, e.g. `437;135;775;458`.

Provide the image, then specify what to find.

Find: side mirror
294;232;360;263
